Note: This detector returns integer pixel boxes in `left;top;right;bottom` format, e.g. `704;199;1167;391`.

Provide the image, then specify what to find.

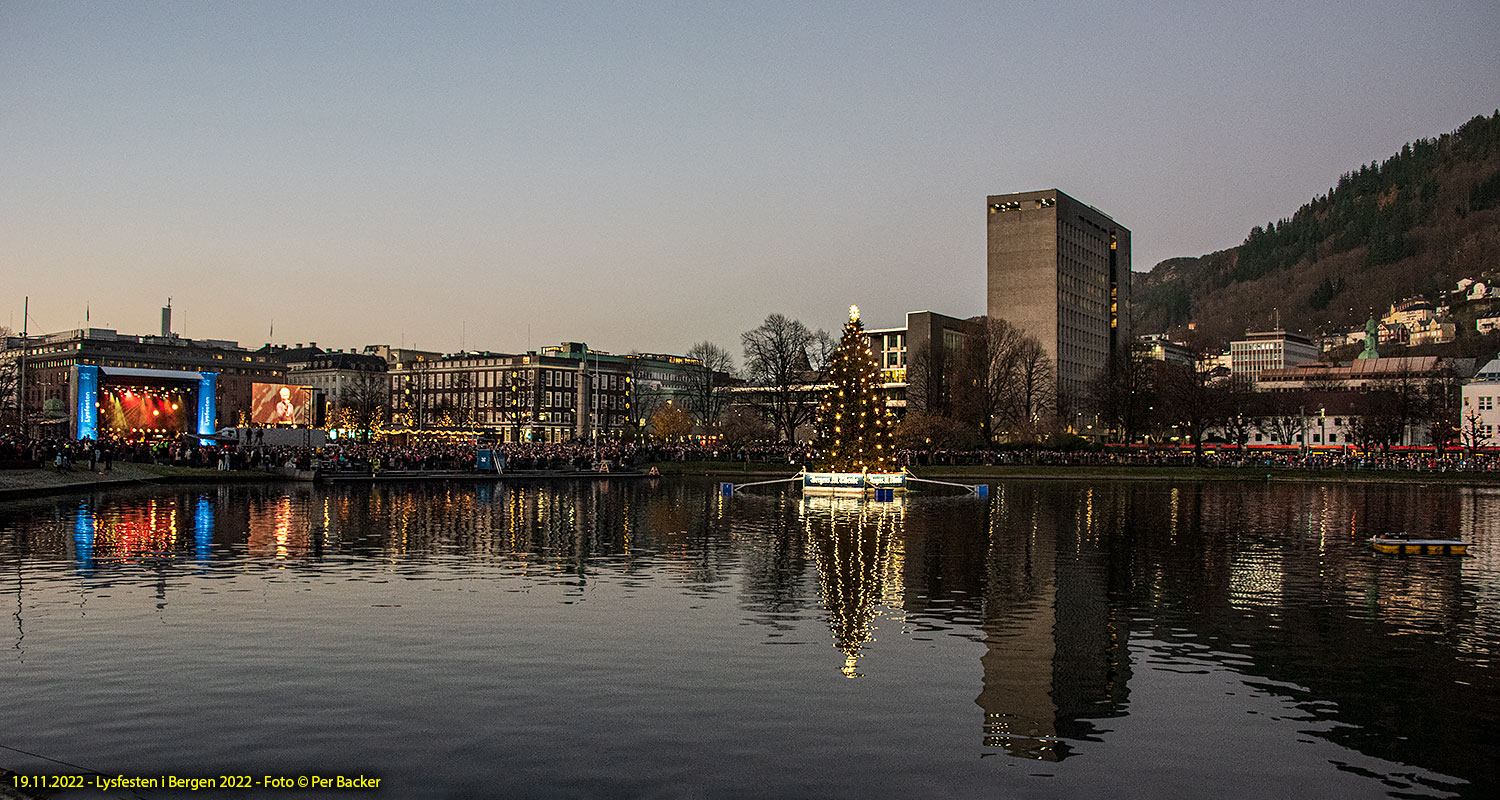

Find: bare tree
1006;335;1056;440
1461;406;1491;457
452;371;476;428
1421;368;1461;454
715;407;773;451
741;314;833;442
1262;395;1310;452
1154;360;1222;463
892;410;980;450
903;340;948;416
1348;389;1408;454
947;318;1019;444
0;327;18;429
1090;342;1156;444
941;318;1056;444
627;353;671;430
1217;375;1258;451
682;341;734;426
339;368;389;443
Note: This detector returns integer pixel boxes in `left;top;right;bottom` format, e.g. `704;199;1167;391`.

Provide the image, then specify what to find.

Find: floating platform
1370;535;1468;555
801;472;906;495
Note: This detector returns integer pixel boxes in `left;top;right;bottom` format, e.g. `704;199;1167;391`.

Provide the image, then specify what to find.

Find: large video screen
250;383;313;425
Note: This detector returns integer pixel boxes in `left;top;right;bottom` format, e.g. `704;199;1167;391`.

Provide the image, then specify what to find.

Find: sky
3;1;1498;362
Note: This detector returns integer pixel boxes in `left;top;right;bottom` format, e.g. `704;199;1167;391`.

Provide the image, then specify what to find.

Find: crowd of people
896;446;1500;472
2;431;1498;476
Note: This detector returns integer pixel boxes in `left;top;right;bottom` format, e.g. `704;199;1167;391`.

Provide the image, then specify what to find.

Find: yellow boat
1370;535;1468;555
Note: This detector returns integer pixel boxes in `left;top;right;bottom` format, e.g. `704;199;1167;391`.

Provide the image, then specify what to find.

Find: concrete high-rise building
986;189;1131;408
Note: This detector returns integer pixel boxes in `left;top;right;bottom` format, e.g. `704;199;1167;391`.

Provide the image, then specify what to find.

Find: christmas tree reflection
801;494;905;677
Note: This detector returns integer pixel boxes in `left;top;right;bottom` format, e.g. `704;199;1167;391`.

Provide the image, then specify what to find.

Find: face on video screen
251;383;312;425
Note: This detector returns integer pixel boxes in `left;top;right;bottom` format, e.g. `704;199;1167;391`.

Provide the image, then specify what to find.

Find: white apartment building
1230;330;1319;382
1462;358;1500;444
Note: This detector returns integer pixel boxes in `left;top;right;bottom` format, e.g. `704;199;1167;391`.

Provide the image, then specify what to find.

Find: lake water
1;478;1496;799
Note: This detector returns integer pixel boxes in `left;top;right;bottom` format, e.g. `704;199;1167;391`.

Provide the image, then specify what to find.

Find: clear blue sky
3;1;1497;360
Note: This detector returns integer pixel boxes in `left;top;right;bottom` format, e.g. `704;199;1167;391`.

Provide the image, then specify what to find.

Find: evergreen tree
811;306;895;472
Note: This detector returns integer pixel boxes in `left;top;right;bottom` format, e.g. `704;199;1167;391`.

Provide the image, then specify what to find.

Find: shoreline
649;461;1500;487
5;460;1499;501
0;463;292;501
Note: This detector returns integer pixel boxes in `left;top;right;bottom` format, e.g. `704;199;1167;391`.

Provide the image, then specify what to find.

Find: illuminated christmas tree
812;305;895;473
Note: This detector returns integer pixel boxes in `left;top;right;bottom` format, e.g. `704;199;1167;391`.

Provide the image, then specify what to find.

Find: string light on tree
811;304;895;473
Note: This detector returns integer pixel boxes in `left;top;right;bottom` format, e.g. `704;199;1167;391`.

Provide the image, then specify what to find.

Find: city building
1407;317;1456;346
361;344;444;371
390;348;629;442
1255;356;1471;392
863;311;976;414
256;343;324;371
1138;334;1194;367
986;189;1131;407
1;326;285;439
1197;350;1233;375
295;350;389;423
1229;330;1319;382
388;342;728;443
1217;356;1477;449
1382;299;1436;329
1461;358;1500;445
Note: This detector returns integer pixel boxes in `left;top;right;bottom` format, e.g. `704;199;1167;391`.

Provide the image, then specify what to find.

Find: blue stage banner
76;365;99;441
197;372;219;444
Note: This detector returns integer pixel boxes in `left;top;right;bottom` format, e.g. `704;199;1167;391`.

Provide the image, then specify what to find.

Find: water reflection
975;483;1130;761
799;495;906;677
0;479;1496;797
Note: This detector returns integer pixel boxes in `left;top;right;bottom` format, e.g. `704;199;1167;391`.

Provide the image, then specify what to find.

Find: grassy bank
647;460;1500;486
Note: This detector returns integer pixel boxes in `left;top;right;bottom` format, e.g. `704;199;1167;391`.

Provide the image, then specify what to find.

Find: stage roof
99;366;213;382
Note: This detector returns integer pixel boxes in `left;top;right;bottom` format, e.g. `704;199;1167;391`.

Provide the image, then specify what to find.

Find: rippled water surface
1;478;1496;798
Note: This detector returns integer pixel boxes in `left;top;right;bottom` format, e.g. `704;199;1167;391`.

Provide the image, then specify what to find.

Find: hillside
1134;111;1500;351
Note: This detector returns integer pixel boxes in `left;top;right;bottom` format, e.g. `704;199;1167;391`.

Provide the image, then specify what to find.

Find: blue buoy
720;483;734;496
973;484;989;499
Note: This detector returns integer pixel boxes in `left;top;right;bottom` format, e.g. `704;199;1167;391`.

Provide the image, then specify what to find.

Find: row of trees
731;313;1065;449
897;317;1057;448
1091;344;1491;458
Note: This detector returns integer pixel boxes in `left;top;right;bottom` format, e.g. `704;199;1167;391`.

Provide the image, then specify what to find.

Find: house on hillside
1477;314;1500;335
1383;299;1436;328
1378;323;1410;346
1408;317;1456;346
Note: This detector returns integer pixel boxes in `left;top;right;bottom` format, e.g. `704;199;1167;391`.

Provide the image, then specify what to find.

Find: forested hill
1134;111;1500;349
